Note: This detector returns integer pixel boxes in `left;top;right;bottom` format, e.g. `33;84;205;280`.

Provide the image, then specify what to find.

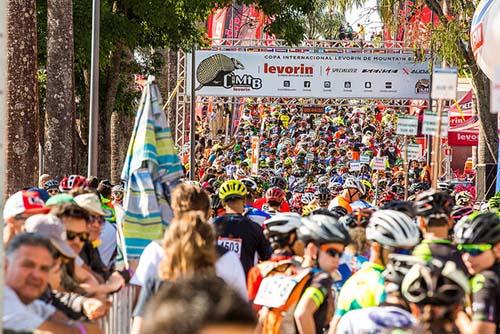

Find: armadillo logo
195;54;262;91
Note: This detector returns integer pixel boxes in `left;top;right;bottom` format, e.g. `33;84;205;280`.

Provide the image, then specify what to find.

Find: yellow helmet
218;180;247;201
302;202;321;217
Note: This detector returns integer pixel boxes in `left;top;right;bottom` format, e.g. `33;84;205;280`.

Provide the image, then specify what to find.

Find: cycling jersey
335;262;386;317
336;306;416;334
336;253;369;290
213;214;272;276
350;199;374;210
243;206;271;226
412;239;468;275
328;195;353;213
302;269;335;334
470;263;500;333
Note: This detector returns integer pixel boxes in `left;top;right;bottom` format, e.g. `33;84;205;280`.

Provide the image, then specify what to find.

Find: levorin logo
195;54;262;90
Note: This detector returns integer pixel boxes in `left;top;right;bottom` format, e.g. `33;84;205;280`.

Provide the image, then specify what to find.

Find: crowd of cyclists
3;100;500;334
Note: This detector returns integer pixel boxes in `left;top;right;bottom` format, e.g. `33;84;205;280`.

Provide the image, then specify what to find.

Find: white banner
407;143;422;160
186;50;431;99
431;68;458;100
372;157;387;171
396;114;418;136
422;110;449;137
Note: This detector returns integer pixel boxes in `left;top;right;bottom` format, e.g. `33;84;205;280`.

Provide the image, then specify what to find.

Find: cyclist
261;187;286;216
213;180;271;276
402;259;470;334
330;209;420;332
44;180;60;197
247;213;303;304
336;254;425;333
293;213;352;334
241;178;271;226
328;177;365;214
454;212;500;334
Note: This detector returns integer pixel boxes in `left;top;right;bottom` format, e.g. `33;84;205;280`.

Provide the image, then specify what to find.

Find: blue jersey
244;206;271;226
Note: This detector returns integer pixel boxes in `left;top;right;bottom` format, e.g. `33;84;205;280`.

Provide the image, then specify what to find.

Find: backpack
254;265;313;334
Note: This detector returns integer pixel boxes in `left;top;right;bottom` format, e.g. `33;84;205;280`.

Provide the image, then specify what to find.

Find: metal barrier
102;285;135;334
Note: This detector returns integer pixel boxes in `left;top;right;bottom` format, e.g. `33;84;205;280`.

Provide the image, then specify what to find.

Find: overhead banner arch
186;50;431;99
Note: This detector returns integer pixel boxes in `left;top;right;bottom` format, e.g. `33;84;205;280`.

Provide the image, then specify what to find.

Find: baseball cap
3;190;51;220
46;193;77;207
74;193;106;216
24;214;76;258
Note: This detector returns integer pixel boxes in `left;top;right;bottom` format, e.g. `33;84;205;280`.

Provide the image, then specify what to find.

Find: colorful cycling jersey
213;214;272;276
328;195;353;213
336;306;416;334
335;253;369;290
335;262;386;317
301;269;334;334
243;206;271;226
470;264;500;333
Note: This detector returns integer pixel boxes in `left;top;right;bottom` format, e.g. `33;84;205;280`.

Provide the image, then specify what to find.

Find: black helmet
297;214;351;245
383;254;425;287
409;182;430;195
329;206;349;218
454;212;500;244
270;176;288;190
381;201;417;218
414;190;454;217
210;194;223;210
402;259;469;306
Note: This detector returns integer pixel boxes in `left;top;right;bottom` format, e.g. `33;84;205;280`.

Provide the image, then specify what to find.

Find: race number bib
254;269;311;308
217;237;242;258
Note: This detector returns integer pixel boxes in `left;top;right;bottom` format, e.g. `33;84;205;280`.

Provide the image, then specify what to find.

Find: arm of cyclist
294;295;318;334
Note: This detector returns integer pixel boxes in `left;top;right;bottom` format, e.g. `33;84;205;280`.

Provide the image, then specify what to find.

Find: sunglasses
320;245;343;257
88;215;105;225
457;244;492;256
66;231;90;242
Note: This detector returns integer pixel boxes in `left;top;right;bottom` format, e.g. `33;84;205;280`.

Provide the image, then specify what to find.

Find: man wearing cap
3;190;51;245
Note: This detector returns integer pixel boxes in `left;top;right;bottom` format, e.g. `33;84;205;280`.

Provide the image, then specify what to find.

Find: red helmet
265;187;286;204
59;175;87;192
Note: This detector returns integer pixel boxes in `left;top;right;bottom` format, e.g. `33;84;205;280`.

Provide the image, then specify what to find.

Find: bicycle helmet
302;202;321;216
361;179;373;193
234;168;247;179
488;192;500;211
455;191;473;207
315;187;331;203
414;190;454;217
381;201;417;219
112;184;124;193
409;182;430;195
343;177;365;195
241;178;258;193
284;157;293;166
437;181;453;194
450;206;474;222
454;212;500;244
301;192;316;205
218;180;247;201
59;175;87;192
367;210;420;247
329;206;349;218
270;176;287;190
44;179;59;190
297;214;351;245
264;213;302;244
211;194;223;210
402;259;469;305
383;254;425;287
265;187;286;204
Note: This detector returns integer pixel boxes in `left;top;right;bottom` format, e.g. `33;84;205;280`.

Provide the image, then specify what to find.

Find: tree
300;0;346;40
44;0;75;179
350;0;497;200
5;0;39;195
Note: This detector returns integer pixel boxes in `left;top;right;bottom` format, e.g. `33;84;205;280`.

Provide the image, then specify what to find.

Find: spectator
142;276;256;334
131;211;217;333
75;193;117;268
39;174;52;188
3;233;101;333
3;190;50;244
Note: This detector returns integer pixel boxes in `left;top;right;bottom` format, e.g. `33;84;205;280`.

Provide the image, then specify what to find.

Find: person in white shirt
3;232;100;333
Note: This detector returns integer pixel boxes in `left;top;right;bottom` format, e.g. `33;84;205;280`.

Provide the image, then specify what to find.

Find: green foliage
300;0;346;40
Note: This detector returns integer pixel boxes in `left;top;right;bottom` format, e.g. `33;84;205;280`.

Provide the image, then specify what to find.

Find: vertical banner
251;136;260;175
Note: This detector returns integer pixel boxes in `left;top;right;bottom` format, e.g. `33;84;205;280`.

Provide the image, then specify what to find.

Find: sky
345;0;384;36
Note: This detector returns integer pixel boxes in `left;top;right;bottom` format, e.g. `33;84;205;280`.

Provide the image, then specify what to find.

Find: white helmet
264;213;302;235
366;210;420;247
343;177;366;195
301;192;316;205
